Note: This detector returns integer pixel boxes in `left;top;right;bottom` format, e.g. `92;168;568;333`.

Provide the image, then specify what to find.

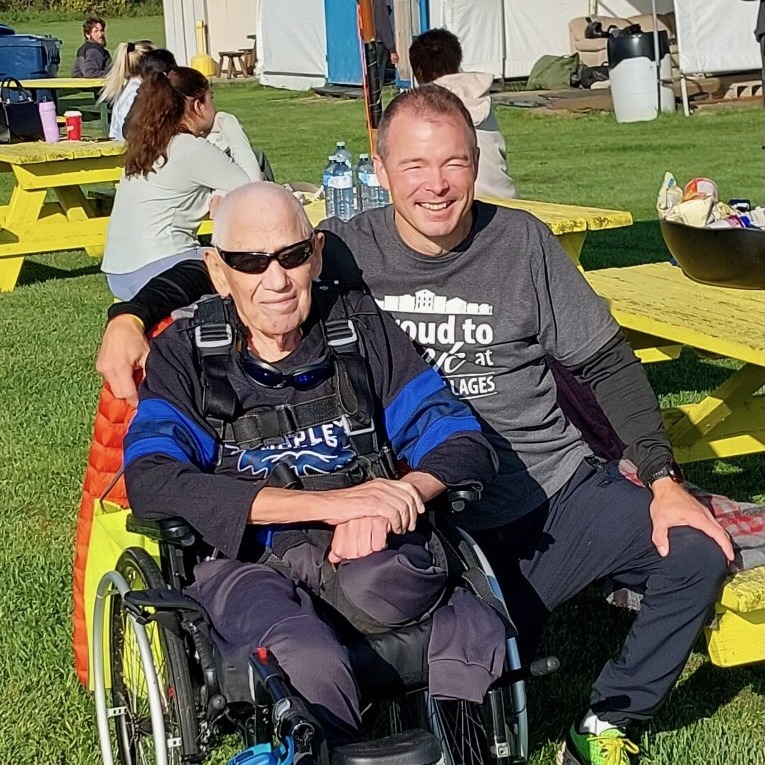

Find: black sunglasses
217;236;315;275
243;352;334;391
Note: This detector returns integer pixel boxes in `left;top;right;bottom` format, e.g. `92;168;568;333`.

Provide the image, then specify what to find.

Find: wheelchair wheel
108;547;199;764
427;697;493;765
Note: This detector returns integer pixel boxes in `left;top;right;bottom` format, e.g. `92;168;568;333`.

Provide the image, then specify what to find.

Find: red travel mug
65;110;82;141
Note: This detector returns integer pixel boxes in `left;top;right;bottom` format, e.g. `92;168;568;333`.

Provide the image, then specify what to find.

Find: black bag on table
0;78;44;144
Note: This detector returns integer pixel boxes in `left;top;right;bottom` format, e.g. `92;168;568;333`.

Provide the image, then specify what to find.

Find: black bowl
659;219;765;290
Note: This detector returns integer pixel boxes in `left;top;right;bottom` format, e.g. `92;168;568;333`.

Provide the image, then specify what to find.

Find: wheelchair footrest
332;729;442;765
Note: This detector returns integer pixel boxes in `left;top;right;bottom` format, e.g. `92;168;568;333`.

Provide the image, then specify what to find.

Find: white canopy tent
163;0;760;94
427;0;760;81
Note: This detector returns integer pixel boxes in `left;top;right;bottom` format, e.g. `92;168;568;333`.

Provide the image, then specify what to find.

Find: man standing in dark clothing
71;16;111;78
372;0;397;91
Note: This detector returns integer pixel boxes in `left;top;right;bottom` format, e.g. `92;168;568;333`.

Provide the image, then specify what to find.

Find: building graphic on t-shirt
376;289;493;316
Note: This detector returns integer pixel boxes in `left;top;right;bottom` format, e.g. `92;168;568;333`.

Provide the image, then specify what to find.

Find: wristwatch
646;460;684;487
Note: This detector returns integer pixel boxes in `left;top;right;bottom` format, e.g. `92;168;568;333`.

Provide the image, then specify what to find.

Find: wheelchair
92;495;557;765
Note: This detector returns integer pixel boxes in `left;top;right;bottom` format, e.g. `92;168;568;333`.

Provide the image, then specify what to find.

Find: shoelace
594;733;640;765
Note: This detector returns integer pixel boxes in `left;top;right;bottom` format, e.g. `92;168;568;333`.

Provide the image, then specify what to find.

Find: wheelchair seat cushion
215;618;434;706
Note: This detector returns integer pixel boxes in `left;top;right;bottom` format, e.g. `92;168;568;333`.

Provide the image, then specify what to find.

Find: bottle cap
336;141;346;148
359;153;369;160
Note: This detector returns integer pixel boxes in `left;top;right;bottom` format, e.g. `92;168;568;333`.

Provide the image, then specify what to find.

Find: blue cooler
0;32;62;100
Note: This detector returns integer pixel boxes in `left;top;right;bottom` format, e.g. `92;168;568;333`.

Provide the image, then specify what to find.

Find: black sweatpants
472;459;727;728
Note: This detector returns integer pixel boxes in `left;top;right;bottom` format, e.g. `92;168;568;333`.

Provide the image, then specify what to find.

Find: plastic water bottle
334;141;352;168
38;98;59;143
328;158;355;221
323;155;338;219
356;154;389;211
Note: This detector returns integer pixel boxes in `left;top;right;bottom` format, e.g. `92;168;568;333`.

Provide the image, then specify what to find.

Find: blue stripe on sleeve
124;397;217;469
384;368;482;468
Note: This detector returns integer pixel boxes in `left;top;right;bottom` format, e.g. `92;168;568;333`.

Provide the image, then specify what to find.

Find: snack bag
682;177;718;203
657;172;682;218
664;197;714;228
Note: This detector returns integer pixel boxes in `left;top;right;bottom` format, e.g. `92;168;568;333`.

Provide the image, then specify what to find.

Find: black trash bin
607;30;674;122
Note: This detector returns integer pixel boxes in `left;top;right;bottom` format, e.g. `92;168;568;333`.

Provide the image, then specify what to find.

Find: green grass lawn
0;36;763;765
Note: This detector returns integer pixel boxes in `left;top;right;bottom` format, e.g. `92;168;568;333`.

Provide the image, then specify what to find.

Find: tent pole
499;0;506;89
651;0;662;117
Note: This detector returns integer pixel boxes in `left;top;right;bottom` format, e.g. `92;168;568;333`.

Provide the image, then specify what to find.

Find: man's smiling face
374;106;478;254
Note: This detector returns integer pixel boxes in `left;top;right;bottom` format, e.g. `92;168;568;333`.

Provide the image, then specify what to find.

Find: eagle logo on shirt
223;420;355;479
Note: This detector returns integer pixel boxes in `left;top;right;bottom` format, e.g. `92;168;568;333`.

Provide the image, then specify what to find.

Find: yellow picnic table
587;262;765;463
0;141;632;293
0;140;125;291
0;139;218;292
18;78;108;133
303;197;633;264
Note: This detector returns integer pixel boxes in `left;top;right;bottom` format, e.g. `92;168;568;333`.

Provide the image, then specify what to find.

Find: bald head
212;182;313;251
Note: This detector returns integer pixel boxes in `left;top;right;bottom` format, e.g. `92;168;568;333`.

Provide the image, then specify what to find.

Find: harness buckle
340;414;375;438
194;322;233;352
326;319;358;349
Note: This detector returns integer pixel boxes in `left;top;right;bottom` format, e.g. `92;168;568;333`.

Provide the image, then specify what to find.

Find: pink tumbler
38;99;59;143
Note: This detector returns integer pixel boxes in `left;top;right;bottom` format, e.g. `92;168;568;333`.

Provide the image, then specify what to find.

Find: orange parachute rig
72;319;170;686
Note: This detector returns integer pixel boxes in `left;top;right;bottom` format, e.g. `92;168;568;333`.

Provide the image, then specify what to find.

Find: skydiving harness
192;282;397;490
191;284;452;633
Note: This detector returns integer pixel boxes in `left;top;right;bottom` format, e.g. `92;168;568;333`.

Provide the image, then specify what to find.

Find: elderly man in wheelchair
93;182;552;765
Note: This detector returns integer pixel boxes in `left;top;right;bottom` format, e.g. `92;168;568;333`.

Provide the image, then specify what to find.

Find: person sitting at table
72;16;111;78
125;180;504;747
97;40;154;141
101;66;263;300
409;28;519;200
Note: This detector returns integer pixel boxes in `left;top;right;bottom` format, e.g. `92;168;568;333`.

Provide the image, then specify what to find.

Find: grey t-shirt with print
319;201;620;530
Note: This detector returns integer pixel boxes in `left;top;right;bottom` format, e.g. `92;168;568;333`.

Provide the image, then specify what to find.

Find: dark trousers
472;459;727;728
374;41;390;94
187;536;445;744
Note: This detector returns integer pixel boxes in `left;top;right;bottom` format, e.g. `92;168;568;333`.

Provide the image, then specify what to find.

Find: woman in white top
102;67;259;299
98;40;154;141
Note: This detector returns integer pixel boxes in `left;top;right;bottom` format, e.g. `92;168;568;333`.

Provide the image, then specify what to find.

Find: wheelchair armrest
126;514;197;547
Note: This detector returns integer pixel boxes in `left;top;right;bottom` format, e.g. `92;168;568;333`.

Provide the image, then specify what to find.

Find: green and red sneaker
557;725;639;765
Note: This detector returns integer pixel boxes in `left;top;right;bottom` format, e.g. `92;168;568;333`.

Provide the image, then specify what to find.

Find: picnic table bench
587;262;765;463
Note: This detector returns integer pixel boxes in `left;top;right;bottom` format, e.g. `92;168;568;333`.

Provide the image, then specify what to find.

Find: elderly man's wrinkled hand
96;315;150;407
320;478;425;534
649;478;734;561
327;516;390;564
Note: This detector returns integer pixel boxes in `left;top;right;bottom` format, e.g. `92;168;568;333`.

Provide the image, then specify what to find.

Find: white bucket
610;51;675;123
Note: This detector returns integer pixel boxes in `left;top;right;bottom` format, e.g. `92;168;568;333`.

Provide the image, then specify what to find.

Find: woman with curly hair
102;67;260;299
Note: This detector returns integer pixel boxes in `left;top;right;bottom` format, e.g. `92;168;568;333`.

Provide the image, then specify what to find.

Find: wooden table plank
480;196;634;235
587;262;765;366
18;77;105;90
0;140;124;165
